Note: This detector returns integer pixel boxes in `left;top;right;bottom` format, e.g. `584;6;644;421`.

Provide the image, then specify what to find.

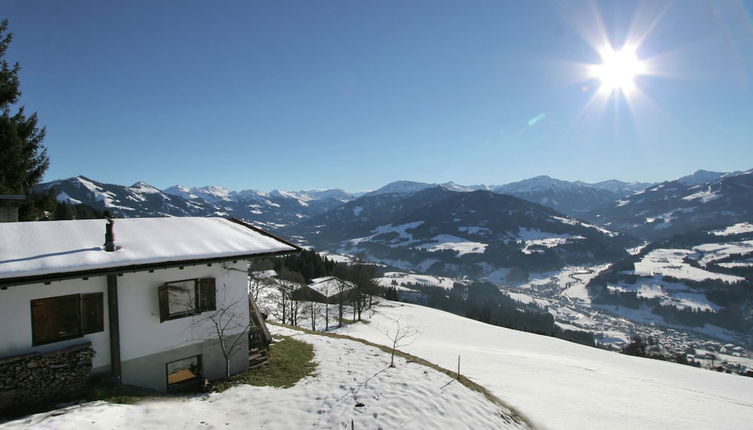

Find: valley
32;168;753;373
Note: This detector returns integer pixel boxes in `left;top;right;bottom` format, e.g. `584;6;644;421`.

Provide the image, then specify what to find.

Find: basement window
158;278;216;322
166;355;202;392
31;293;105;346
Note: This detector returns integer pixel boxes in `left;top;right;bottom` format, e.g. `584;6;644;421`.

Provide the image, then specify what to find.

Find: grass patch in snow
213;335;316;391
270;322;532;428
340;317;370;325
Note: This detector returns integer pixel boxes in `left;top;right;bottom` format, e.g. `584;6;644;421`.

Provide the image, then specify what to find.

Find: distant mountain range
289;186;636;279
585;169;753;241
34;168;752;249
36;176;352;231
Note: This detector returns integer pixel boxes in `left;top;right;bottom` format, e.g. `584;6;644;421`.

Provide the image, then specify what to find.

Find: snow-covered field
376;271;463;290
513;228;584;254
634;248;744;283
337;301;753;430
417;234;487;255
711;222;753;236
0;326;527;430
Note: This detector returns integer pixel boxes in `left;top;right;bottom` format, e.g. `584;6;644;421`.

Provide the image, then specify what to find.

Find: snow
627;243;648;255
513;228;585;254
250;269;277;279
711;222;753;236
418;234;488;256
318;251;354;264
74;176;101;193
607;277;722;312
550;216;618;237
352;206;363;216
308;276;356;297
368;181;434;196
0;325;527;430
682;188;719;203
337;301;753;430
376;272;460;290
634;249;744;283
350;221;425;246
128;181;160;194
56;191;82;205
515;227;568;241
0;218;297;280
270;189;310;206
693;240;753;266
521;237;583;254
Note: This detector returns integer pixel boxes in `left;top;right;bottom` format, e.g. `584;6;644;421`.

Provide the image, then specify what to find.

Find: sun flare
590;46;646;95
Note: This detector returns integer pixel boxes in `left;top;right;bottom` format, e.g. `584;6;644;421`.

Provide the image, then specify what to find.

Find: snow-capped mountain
492;175;638;217
36;176;220;217
675;169;741;187
365;181;437;196
35;176;355;229
587;221;753;337
585;179;653;195
587;169;753;241
288;186;636;279
363;177;653;217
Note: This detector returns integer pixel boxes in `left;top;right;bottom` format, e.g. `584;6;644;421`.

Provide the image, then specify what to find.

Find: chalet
0;216;299;404
0;195;24;223
292;276;356;304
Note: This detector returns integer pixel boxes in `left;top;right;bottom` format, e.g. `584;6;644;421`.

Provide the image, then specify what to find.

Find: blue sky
4;0;753;192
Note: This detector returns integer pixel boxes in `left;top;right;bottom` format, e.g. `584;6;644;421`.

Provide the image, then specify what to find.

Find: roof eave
0;248;299;288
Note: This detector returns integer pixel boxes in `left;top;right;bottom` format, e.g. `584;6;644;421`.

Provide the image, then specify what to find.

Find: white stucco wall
117;261;250;361
0;277;111;369
0;260;250;372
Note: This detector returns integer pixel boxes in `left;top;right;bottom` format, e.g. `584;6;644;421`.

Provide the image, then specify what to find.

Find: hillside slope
292;187;636;278
337;301;753;430
587;169;753;241
0;325;528;430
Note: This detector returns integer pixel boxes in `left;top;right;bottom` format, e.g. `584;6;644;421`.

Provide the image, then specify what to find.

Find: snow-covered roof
250;269;278;279
308;276;356;297
0;217;299;283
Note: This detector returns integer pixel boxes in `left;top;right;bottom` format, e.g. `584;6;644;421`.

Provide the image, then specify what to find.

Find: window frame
31;293;105;346
158;278;216;323
165;354;203;392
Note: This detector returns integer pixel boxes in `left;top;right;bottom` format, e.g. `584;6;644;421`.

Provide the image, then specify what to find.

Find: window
158;278;216;322
166;355;202;392
31;293;105;346
82;293;104;333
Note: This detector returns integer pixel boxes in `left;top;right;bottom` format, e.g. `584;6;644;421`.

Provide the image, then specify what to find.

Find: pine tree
0;19;49;195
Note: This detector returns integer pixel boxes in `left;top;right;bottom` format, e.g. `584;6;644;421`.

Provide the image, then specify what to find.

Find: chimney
104;211;116;252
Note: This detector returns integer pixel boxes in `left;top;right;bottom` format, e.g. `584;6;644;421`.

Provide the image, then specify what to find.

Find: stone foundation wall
0;342;94;410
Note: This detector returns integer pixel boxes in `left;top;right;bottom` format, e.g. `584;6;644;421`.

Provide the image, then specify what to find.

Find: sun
590;46;646;95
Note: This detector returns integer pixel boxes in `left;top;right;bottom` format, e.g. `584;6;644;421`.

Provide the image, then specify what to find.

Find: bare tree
278;268;305;326
197;299;252;378
177;283;254;379
248;273;275;302
306;299;325;331
377;318;419;367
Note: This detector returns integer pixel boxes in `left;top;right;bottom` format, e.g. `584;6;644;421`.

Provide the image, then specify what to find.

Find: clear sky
4;0;753;192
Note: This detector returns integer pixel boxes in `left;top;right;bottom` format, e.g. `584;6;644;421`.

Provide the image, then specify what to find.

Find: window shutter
31;300;52;345
158;284;169;322
199;278;216;312
30;295;82;345
82;293;104;334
